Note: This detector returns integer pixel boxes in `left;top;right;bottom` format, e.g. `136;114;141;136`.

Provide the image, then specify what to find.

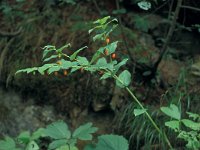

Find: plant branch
153;0;183;72
112;74;173;148
0;27;22;37
180;5;200;12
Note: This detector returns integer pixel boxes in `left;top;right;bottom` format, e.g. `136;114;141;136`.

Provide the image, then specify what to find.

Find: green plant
161;104;200;149
0;128;44;150
16;16;173;149
0;121;129;150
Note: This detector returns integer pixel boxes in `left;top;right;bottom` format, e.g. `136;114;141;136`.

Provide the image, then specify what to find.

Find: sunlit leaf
60;60;73;69
94;16;110;25
116;70;131;88
31;128;45;140
137;1;151;10
114;58;128;73
42;45;56;59
70;46;88;60
161;104;181;120
90;51;101;64
57;44;71;53
26;141;39;150
44;121;71;139
95;134;129;150
43;55;58;62
77;56;89;66
72;123;98;140
38;64;54;75
181;119;200;131
134;109;147;116
49;139;66;150
48;66;61;74
187;112;200;120
165;120;180;131
100;72;112;80
0;137;18;150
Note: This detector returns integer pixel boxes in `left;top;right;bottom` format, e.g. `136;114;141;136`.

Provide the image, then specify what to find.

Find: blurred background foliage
0;0;200;149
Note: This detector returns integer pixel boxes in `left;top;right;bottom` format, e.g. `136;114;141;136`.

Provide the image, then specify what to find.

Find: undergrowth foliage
0;121;129;150
0;16;199;149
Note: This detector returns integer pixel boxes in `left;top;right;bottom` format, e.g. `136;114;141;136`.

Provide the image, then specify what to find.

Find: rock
158;57;184;86
0;88;59;137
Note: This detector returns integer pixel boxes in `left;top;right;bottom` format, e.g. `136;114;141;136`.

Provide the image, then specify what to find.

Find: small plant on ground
0;121;129;150
161;104;200;150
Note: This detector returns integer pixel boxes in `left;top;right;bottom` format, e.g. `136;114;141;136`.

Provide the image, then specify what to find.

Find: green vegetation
0;121;129;150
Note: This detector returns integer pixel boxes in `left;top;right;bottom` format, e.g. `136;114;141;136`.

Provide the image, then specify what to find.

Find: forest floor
0;0;200;149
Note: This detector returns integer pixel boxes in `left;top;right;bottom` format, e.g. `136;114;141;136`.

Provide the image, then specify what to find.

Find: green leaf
26;141;39;150
90;51;101;64
31;128;45;140
15;67;38;74
38;64;54;75
114;58;128;74
48;66;61;74
137;1;151;11
88;25;102;34
0;137;17;150
27;67;38;74
95;58;107;66
42;45;56;59
95;134;129;150
44;121;71;140
57;44;71;53
49;139;66;150
18;131;31;144
187;112;200;120
116;70;131;88
77;56;89;66
95;58;114;71
72;122;98;140
105;24;118;38
178;131;200;149
165;120;180;131
98;41;118;55
60;60;73;69
93;32;105;41
100;72;112;80
70;46;88;60
56;145;78;150
181;119;200;131
106;41;118;54
134;109;147;116
160;104;181;120
94;16;110;25
70;66;82;73
43;55;58;62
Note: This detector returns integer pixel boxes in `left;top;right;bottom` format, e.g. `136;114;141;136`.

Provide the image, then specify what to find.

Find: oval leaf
161;104;181;120
116;70;131;88
134;109;147;116
44;121;71;140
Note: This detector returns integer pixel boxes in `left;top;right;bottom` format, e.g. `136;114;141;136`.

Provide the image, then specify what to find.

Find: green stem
113;75;173;149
